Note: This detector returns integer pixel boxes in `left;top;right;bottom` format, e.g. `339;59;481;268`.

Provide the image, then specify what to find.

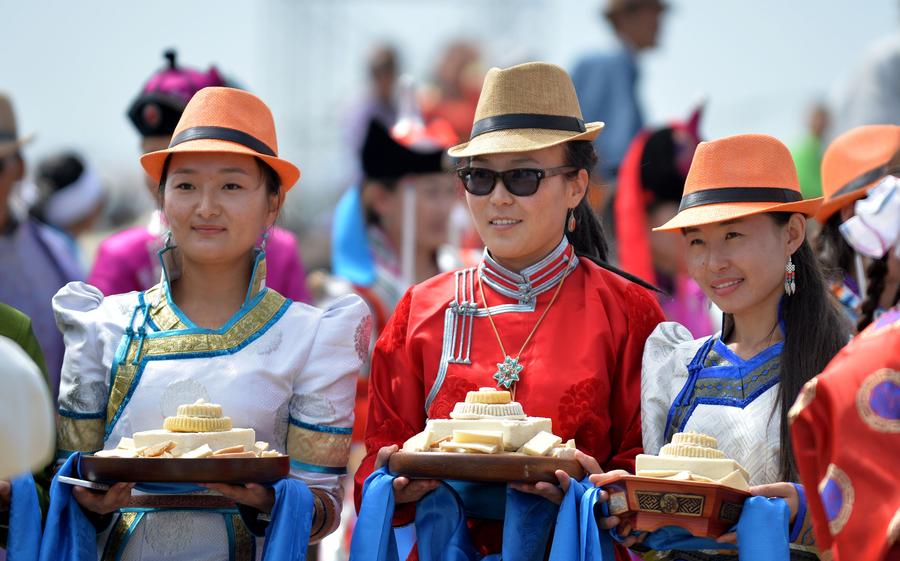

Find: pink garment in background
88;222;312;303
659;274;715;338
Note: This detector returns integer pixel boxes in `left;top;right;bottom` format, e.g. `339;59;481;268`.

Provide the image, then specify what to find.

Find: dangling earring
567;208;577;233
784;255;796;295
164;230;175;250
259;229;270;253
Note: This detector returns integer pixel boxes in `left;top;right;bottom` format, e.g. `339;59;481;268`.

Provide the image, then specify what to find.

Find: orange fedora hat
815;124;900;223
654;133;822;232
140;87;300;191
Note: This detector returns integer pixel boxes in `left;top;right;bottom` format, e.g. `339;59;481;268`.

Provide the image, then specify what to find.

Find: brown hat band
831;162;900;200
170;126;276;157
679;187;802;212
470;113;586;139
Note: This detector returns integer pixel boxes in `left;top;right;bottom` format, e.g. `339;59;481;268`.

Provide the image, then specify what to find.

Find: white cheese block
717;469;751;492
116;437;135;450
452;429;504;448
519;431;562;456
133;428;255;456
438;441;499;454
402;429;435;452
425;417;551;450
635;453;750;482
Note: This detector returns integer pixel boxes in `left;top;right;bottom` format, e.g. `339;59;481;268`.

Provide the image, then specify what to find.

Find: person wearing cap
592;134;850;558
790;176;900;561
32;151;106;242
0;92;83;405
614;104;717;337
814;124;900;331
354;62;665;558
89;50;312;303
571;0;668;185
48;87;370;559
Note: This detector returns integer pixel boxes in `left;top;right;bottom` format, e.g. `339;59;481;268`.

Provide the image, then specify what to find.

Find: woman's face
367;172;458;253
464;145;587;271
163;152;277;267
683;213;805;316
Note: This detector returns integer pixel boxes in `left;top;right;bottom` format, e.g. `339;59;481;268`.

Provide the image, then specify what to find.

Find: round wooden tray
388;451;585;484
79;455;290;484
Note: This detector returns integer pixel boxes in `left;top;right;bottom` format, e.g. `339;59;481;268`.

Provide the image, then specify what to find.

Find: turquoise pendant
493;356;523;389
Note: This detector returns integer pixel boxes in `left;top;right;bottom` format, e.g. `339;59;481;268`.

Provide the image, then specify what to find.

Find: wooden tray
389;452;585;484
600;475;750;538
80;455;290;484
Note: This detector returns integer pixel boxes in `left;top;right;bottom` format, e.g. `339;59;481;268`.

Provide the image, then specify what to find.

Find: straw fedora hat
141;87;300;191
815;124;900;224
447;62;603;158
0;92;35;158
654;133;822;232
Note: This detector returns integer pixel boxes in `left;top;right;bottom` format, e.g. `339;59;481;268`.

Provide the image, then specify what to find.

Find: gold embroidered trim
230;513;255;561
58;416;104;453
106;289;287;431
856;369;900;433
819;463;855;537
101;511;141;561
288;424;351;469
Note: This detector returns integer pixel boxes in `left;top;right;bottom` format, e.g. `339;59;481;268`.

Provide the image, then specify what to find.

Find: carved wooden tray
389;452;585;484
79;455;290;484
600;475;750;538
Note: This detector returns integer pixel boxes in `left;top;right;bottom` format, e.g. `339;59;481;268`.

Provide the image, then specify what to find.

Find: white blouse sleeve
52;282;118;457
286;294;371;525
640;321;705;456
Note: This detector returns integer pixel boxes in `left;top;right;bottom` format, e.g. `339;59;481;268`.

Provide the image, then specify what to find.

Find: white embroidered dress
52;252;370;561
641;322;783;487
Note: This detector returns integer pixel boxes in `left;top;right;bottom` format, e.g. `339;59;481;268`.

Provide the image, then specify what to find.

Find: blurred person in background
790;175;900;561
572;0;668;203
345;44;400;182
88;50;312;302
0;92;82;403
0;303;55;561
31;151;106;264
814;124;899;329
828;27;900;139
422;40;482;141
615;104;717;337
792;103;830;200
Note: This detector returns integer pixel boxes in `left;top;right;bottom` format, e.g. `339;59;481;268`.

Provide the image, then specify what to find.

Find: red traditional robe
354;239;665;557
790;306;900;561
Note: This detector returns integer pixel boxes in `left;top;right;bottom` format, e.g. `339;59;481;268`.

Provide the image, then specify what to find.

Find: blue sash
351;467;615;561
7;473;42;561
40;453;315;561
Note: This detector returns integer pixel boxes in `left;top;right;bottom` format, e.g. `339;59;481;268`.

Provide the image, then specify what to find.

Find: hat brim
0;133;36;158
814;181;880;223
140;139;301;192
653;197;823;232
447;122;604;158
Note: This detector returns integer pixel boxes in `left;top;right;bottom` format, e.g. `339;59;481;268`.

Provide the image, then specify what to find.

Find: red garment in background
790;307;900;561
354;245;664;558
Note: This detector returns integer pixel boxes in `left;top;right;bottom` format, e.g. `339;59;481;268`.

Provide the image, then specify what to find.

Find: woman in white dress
594;134;850;560
51;87;370;560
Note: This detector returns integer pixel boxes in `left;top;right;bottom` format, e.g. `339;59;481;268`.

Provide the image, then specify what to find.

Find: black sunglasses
456;165;577;197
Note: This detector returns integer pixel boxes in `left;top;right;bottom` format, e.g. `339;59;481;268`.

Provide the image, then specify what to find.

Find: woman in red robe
354;61;665;558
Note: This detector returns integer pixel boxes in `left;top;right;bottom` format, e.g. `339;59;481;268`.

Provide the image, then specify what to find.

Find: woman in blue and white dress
51;87;370;560
601;134;851;560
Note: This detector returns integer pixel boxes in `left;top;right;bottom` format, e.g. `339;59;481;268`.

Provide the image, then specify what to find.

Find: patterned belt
127;494;238;510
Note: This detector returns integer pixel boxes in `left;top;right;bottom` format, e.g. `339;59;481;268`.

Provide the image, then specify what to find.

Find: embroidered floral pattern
428;375;479;419
557;378;605;456
855;368;899;433
355;314;373;364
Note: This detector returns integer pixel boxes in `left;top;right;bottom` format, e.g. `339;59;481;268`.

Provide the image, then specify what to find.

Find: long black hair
858;256;900;331
750;213;850;481
562;141;659;291
815;214;857;282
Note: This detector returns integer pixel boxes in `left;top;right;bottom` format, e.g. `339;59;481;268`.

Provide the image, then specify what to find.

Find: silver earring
567;209;577;233
164;230;175;250
259;229;270;252
784;256;796;295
